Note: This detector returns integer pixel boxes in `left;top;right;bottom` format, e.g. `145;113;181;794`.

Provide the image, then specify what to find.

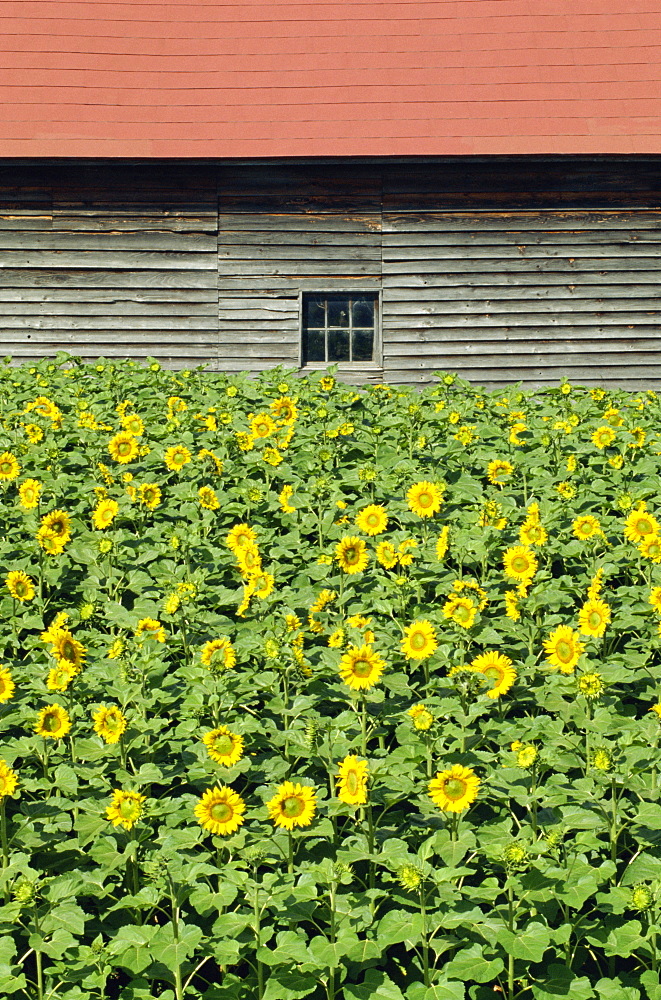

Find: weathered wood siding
1;158;661;388
0;165;218;369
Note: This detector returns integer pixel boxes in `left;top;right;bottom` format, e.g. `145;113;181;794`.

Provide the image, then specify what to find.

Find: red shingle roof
0;0;659;157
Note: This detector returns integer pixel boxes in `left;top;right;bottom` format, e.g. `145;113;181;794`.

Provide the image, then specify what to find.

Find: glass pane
327;298;350;327
328;329;350;361
352;329;374;361
305;298;325;328
305;329;325;363
352;298;374;327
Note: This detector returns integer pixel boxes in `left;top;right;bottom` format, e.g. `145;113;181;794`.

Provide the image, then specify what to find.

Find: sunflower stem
168;873;184;1000
287;830;294;875
0;799;8;901
360;697;368;758
252;872;265;1000
33;905;44;1000
507;883;515;1000
420;880;430;987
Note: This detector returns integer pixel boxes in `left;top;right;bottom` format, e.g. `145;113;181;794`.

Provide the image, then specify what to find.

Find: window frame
298;290;382;370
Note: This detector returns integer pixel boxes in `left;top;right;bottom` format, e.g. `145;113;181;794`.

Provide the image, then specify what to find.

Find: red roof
0;0;660;157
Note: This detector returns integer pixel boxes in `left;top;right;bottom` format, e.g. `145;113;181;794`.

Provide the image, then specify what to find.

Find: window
302;293;378;365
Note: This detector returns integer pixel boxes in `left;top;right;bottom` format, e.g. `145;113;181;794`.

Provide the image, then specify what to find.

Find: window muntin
302;294;377;364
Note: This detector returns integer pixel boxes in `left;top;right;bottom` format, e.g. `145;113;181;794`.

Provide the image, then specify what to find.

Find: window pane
353;329;374;361
305;299;326;328
327;298;350;327
352;298;374;327
328;329;350;361
305;329;325;363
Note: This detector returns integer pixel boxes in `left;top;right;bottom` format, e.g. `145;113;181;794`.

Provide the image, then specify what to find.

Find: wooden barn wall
0;158;660;388
0;164;218;370
216;164;382;380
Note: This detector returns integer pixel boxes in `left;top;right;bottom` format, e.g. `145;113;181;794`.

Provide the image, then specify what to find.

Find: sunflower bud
303;719;319;752
591;748;614;772
503;842;529;870
12;877;38;906
396;864;423;891
630;883;654;912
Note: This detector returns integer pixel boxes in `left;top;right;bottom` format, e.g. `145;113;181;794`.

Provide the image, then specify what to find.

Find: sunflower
50;630;86;671
543;625;585;674
376;540;398;568
624;506;659;543
649;587;661;613
401;620;438;659
406;481;444;518
120;413;144;436
578;671;605;700
572;515;602;541
502;545;538;583
592;426;616;449
18;478;42;510
35;704;71;740
428;764;480;813
640;535;661;563
29;396;59;421
336;536;369;574
471;650;517;699
198;486;220;511
355;504;388;536
195;785;246;836
106;789;146;831
0;759;18;799
263;448;284;467
267;781;316;830
164;445;192;472
135;618;166;643
108;432;139;465
136;483;161;510
200;638;236;672
203;726;244;767
5;570;35;603
279;485;296;513
408;703;435;730
41;509;71;540
24;423;44;444
36;527;66;555
442;595;477;630
0;452;20;482
91;498;119;530
519;521;548;546
250;412;277;439
252;572;274;599
225;523;257;552
0;666;15;703
436;526;450;559
336;755;369;806
92;705;127;744
578;598;611;638
236;544;262;578
338;644;385;691
486;459;514;486
46;662;77;692
270;396;298;424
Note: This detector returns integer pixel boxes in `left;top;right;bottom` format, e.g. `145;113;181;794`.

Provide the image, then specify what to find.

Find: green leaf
344;970;406;1000
531;964;595;1000
640;970;661;1000
594;978;640;1000
148;922;204;968
443;944;504;984
424;983;466;1000
499;921;551;962
263;970;318;1000
377;909;424;948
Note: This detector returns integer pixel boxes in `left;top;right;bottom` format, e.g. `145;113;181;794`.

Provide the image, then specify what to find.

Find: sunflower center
0;462;11;474
345;547;359;564
637;518;653;535
443;778;467;801
588;611;603;628
352;658;372;678
410;632;426;651
0;681;6;697
366;514;379;527
453;605;471;623
0;776;7;793
61;641;76;662
282;795;304;818
210;802;233;822
418;492;433;508
42;712;61;733
15;582;28;597
483;666;503;682
117;442;132;456
346;771;359;795
212;735;234;756
119;800;139;819
512;556;530;573
555;640;574;663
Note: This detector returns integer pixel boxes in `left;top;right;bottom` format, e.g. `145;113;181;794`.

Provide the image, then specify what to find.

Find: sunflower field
2;354;661;1000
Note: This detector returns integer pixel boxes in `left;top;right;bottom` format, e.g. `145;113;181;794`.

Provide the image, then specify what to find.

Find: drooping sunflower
225;523;257;553
486;459;514;486
279;484;296;513
0;666;15;703
592;426;616;449
640;535;661;563
355;504;388;536
252;572;275;600
572;515;602;541
442;595;477;630
436;526;450;559
471;650;517;699
0;760;18;798
51;630;86;671
46;662;77;692
502;545;538;583
270;396;298;424
406;481;444;518
36;527;67;555
0;452;20;482
108;432;139;465
428;764;480;813
376;540;398;568
624;506;660;543
263;447;284;467
195;785;246;836
135;618;166;643
236;544;262;578
35;704;71;740
401;620;438;660
338;644;385;691
5;570;35;603
198;486;220;511
138;483;162;510
18;478;42;510
267;781;316;830
578;598;611;638
200;638;236;672
91;498;119;531
164;445;192;472
202;726;244;767
336;755;369;806
106;789;146;831
335;536;369;575
543;625;585;674
92;705;127;744
41;509;71;540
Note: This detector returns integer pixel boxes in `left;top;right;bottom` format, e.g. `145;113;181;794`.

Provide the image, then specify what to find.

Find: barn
1;1;660;389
